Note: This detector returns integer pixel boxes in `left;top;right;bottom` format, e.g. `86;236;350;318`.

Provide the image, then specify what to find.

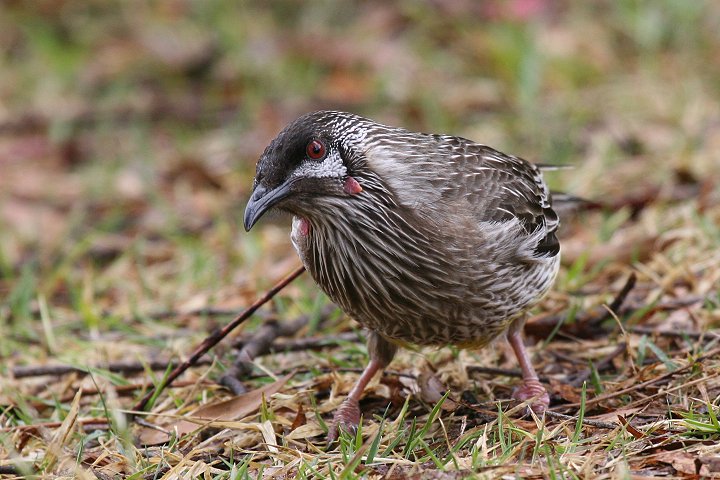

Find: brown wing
434;135;560;258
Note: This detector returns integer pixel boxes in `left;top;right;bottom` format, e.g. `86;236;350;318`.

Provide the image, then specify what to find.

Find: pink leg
507;317;549;413
327;358;382;443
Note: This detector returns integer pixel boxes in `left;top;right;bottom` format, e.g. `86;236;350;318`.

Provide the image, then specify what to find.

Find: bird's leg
326;357;381;443
506;316;549;413
327;331;397;443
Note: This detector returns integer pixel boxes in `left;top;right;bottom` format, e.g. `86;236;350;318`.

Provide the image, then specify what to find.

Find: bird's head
243;111;368;231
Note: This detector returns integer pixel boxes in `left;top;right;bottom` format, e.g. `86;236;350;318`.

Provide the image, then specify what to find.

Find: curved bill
243;181;292;231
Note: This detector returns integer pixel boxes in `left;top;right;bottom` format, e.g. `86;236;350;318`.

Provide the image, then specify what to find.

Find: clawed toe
326;398;362;445
512;379;550;414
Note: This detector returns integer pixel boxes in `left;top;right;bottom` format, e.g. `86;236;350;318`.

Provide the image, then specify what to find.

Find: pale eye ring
306;139;326;160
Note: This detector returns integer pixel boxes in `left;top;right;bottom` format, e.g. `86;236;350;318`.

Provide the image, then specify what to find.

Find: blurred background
0;0;718;378
1;0;720;475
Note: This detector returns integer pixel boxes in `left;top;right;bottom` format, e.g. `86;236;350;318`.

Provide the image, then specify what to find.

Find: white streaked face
291;140;347;181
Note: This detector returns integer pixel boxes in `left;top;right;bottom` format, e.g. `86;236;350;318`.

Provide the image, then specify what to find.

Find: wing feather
362;128;560;259
433;135;560;258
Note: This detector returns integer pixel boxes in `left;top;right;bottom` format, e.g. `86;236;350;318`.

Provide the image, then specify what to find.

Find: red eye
306;139;326;159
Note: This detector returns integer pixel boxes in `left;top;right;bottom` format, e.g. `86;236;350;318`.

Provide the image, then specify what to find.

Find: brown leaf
589;406;642;423
655;451;720;477
137;373;292;445
290;404;306;431
285;422;324;440
550;379;582;403
417;370;457;411
618;415;645;439
700;457;720;475
46;390;82;470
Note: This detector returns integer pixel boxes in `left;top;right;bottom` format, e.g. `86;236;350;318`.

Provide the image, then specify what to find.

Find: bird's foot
512;379;549;414
326;398;361;445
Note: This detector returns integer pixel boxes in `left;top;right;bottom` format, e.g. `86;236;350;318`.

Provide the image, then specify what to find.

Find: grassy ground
1;1;720;478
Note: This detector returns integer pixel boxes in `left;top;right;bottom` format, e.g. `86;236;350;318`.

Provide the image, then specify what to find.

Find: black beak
243;181;292;231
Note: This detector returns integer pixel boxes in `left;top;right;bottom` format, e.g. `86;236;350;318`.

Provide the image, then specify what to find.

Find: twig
572;272;636;331
58;380;212;403
544;410;617;430
246;366;416;381
268;331;362;353
12;308;344;381
2;305;243;329
220;304;338;393
11;358;213;379
555;345;720;410
220;314;313;393
628;326;719;340
1;417;110;433
467;365;550;384
131;265;305;413
572;181;701;217
568;342;628;387
622;371;720;410
548;350;587;365
230;303;339;350
607;273;637;316
526;274;706;341
144;307;242;321
19;380;213;411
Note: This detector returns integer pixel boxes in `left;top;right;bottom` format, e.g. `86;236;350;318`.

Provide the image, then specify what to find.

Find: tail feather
535;163;575;171
551;192;601;217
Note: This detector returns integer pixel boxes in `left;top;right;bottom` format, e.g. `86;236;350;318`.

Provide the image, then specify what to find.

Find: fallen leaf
700;457;720;475
46;390;82;470
290;404;306;431
589;407;642;423
286;422;324;440
550;379;582;403
618;415;645;439
138;373;292;445
655;451;720;477
259;419;279;453
417;370;457;411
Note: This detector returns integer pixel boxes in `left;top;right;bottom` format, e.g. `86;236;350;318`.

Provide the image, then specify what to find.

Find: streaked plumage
245;111;561;439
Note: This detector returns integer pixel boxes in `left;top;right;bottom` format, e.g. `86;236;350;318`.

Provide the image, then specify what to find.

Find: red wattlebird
244;111;560;441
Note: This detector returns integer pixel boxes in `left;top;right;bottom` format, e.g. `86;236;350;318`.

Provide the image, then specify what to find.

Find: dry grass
1;1;719;478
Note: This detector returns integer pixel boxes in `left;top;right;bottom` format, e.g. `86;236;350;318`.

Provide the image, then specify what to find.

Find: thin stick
628;326;718;340
544;410;617;430
268;331;361;353
568;342;627;387
131;265;305;413
13;307;339;380
623;372;720;410
220;314;312;393
556;345;720;410
525;273;637;339
607;273;636;317
467;365;550;383
1;417;110;432
246;366;417;381
11;359;214;379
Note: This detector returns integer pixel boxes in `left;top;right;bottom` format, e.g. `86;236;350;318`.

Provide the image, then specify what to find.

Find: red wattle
298;218;310;236
344;176;363;195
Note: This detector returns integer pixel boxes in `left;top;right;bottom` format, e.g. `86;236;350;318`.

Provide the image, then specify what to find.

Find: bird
244;111;561;442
